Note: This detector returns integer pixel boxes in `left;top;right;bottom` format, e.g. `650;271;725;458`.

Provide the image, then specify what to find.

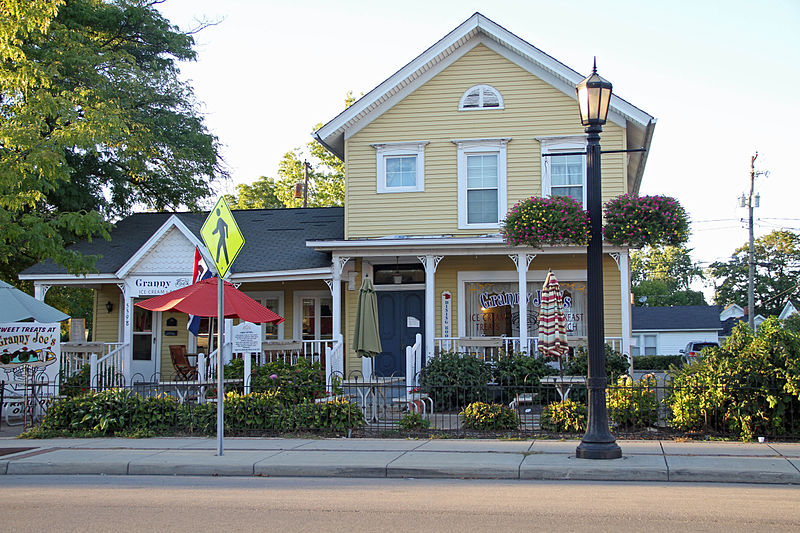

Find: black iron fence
4;374;799;441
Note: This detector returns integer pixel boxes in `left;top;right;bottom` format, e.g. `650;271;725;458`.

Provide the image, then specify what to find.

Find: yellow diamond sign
201;197;244;279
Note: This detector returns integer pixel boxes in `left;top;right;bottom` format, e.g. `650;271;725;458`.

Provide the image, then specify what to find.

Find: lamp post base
576;440;622;460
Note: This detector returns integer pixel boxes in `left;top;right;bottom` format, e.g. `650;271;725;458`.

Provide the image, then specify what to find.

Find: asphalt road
2;476;799;532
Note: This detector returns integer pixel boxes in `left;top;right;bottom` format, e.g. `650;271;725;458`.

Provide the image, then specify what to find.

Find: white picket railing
89;342;126;389
405;333;423;388
433;337;538;360
325;334;344;392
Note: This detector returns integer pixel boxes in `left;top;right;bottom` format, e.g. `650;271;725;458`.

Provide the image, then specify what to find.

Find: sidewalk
1;436;799;484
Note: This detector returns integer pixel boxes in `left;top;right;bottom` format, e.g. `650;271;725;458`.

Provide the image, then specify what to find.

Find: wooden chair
169;345;198;380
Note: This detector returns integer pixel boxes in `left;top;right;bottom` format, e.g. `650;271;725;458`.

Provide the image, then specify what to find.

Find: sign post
200;197;245;456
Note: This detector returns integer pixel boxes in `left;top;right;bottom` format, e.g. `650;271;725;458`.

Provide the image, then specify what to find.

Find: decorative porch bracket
33;284;51;301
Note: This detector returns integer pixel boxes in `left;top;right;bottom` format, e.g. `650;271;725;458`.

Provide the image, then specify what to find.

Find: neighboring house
19;13;655;385
719;303;766;339
779;300;799;320
631;306;723;355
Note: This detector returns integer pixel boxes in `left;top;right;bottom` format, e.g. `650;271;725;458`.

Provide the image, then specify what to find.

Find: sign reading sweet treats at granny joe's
0;322;61;383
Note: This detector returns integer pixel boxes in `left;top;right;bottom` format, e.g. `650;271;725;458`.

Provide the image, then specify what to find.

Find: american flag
187;247;213;335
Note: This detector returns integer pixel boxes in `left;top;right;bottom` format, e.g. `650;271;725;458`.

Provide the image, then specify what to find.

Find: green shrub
667;318;800;440
250;358;327;404
60;363;91;398
459;401;519;431
563;345;629;379
633;355;683;371
35;387;363;437
399;411;431;431
541;399;586;433
606;374;658;429
493;352;556;386
420;352;493;411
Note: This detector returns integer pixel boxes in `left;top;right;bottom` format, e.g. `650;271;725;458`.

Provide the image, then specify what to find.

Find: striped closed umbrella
537;270;568;360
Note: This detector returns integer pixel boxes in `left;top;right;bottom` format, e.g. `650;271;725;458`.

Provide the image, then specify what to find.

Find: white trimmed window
247;291;285;340
455;139;509;229
372;142;428;193
540;137;587;207
459;85;504;110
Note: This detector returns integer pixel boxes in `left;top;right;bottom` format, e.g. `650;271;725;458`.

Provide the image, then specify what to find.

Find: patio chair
169;345;198;380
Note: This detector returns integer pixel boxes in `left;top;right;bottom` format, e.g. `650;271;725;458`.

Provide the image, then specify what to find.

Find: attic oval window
459;85;504;110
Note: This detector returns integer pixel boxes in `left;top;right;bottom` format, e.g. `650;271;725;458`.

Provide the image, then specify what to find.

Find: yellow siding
345;44;626;239
94;285;121;343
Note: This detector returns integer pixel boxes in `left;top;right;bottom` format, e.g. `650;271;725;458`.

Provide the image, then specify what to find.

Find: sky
155;0;799;293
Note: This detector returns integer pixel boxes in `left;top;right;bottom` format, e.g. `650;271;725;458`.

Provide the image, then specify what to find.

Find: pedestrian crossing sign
200;197;244;278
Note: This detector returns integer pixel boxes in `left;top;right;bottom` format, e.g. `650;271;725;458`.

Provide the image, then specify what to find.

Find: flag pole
217;274;224;456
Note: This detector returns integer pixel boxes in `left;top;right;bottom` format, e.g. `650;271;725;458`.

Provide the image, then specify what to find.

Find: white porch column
509;253;535;353
419;255;443;360
34;283;51;301
611;252;633;373
118;282;133;383
327;256;349;383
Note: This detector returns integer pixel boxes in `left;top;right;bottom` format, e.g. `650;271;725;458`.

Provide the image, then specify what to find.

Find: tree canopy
0;0;224;280
709;230;800;317
631;245;706;306
227;93;355;210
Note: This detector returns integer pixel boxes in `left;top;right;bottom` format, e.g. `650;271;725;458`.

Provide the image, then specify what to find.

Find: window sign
465;281;586;337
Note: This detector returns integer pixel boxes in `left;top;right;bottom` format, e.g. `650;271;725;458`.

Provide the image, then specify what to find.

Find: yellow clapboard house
20;13;654;387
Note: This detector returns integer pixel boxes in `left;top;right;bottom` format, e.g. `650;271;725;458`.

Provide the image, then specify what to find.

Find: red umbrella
135;277;284;324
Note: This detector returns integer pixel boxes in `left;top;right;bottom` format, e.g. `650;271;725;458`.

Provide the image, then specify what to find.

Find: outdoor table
541;375;586;402
342;376;403;423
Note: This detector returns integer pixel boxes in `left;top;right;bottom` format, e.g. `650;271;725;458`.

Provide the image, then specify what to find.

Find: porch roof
20;207;344;280
632;305;723;332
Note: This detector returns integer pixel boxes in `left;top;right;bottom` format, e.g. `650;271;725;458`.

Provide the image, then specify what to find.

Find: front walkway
2;437;798;484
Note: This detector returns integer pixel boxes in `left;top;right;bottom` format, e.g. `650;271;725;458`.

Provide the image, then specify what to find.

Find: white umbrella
0;280;69;322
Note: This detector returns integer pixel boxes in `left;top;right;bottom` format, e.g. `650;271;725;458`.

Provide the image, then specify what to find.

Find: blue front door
374;290;424;377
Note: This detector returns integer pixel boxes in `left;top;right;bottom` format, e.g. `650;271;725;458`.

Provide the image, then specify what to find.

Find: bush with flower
502;196;590;247
603;194;689;248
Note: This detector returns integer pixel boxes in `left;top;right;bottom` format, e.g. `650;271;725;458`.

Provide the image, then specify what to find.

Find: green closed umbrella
353;278;382;360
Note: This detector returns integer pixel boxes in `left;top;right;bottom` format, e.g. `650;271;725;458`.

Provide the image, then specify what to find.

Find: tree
709;230;800;317
229;93;356;209
631;245;706;306
0;0;224;281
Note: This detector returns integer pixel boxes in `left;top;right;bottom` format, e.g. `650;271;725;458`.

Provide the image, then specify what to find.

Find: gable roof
632;305;723;332
20;207;344;280
314;12;656;194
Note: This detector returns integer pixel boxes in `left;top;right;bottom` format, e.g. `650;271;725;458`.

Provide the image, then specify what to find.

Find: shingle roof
21;207;344;276
632;305;723;332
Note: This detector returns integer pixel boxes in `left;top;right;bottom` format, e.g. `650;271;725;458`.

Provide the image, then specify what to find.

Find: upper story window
539;136;587;207
372;141;428;193
459;85;504;110
455;138;510;229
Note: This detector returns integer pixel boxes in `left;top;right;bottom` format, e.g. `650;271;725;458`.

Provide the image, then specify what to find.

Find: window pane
385;156;416;187
467;154;497;188
320;297;333;339
302;298;315;340
551;186;583;203
467;189;498;224
551;155;583;186
263;298;279;339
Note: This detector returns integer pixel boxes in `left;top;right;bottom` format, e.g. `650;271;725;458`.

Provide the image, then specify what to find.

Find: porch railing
325;334;344;392
434;337;538;360
258;339;332;366
405;333;423;388
89;342;126;389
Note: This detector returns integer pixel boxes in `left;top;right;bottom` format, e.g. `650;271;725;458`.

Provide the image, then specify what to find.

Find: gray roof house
631;305;723;355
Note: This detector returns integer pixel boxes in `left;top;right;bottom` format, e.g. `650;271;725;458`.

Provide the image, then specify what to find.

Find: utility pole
743;152;768;329
303;160;311;208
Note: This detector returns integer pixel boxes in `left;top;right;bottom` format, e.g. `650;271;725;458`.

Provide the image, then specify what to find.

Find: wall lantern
106;301;114;313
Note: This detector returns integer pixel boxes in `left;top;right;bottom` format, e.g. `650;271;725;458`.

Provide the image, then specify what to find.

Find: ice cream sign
0;323;60;371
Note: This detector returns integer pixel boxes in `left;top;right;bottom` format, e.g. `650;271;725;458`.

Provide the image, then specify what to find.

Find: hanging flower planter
502;196;590;248
603;194;689;248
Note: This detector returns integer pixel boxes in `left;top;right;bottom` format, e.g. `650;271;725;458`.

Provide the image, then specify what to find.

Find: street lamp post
575;60;622;460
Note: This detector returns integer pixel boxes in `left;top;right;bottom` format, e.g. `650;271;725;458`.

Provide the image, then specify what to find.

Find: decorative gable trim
314;12;654;160
115;215;209;278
